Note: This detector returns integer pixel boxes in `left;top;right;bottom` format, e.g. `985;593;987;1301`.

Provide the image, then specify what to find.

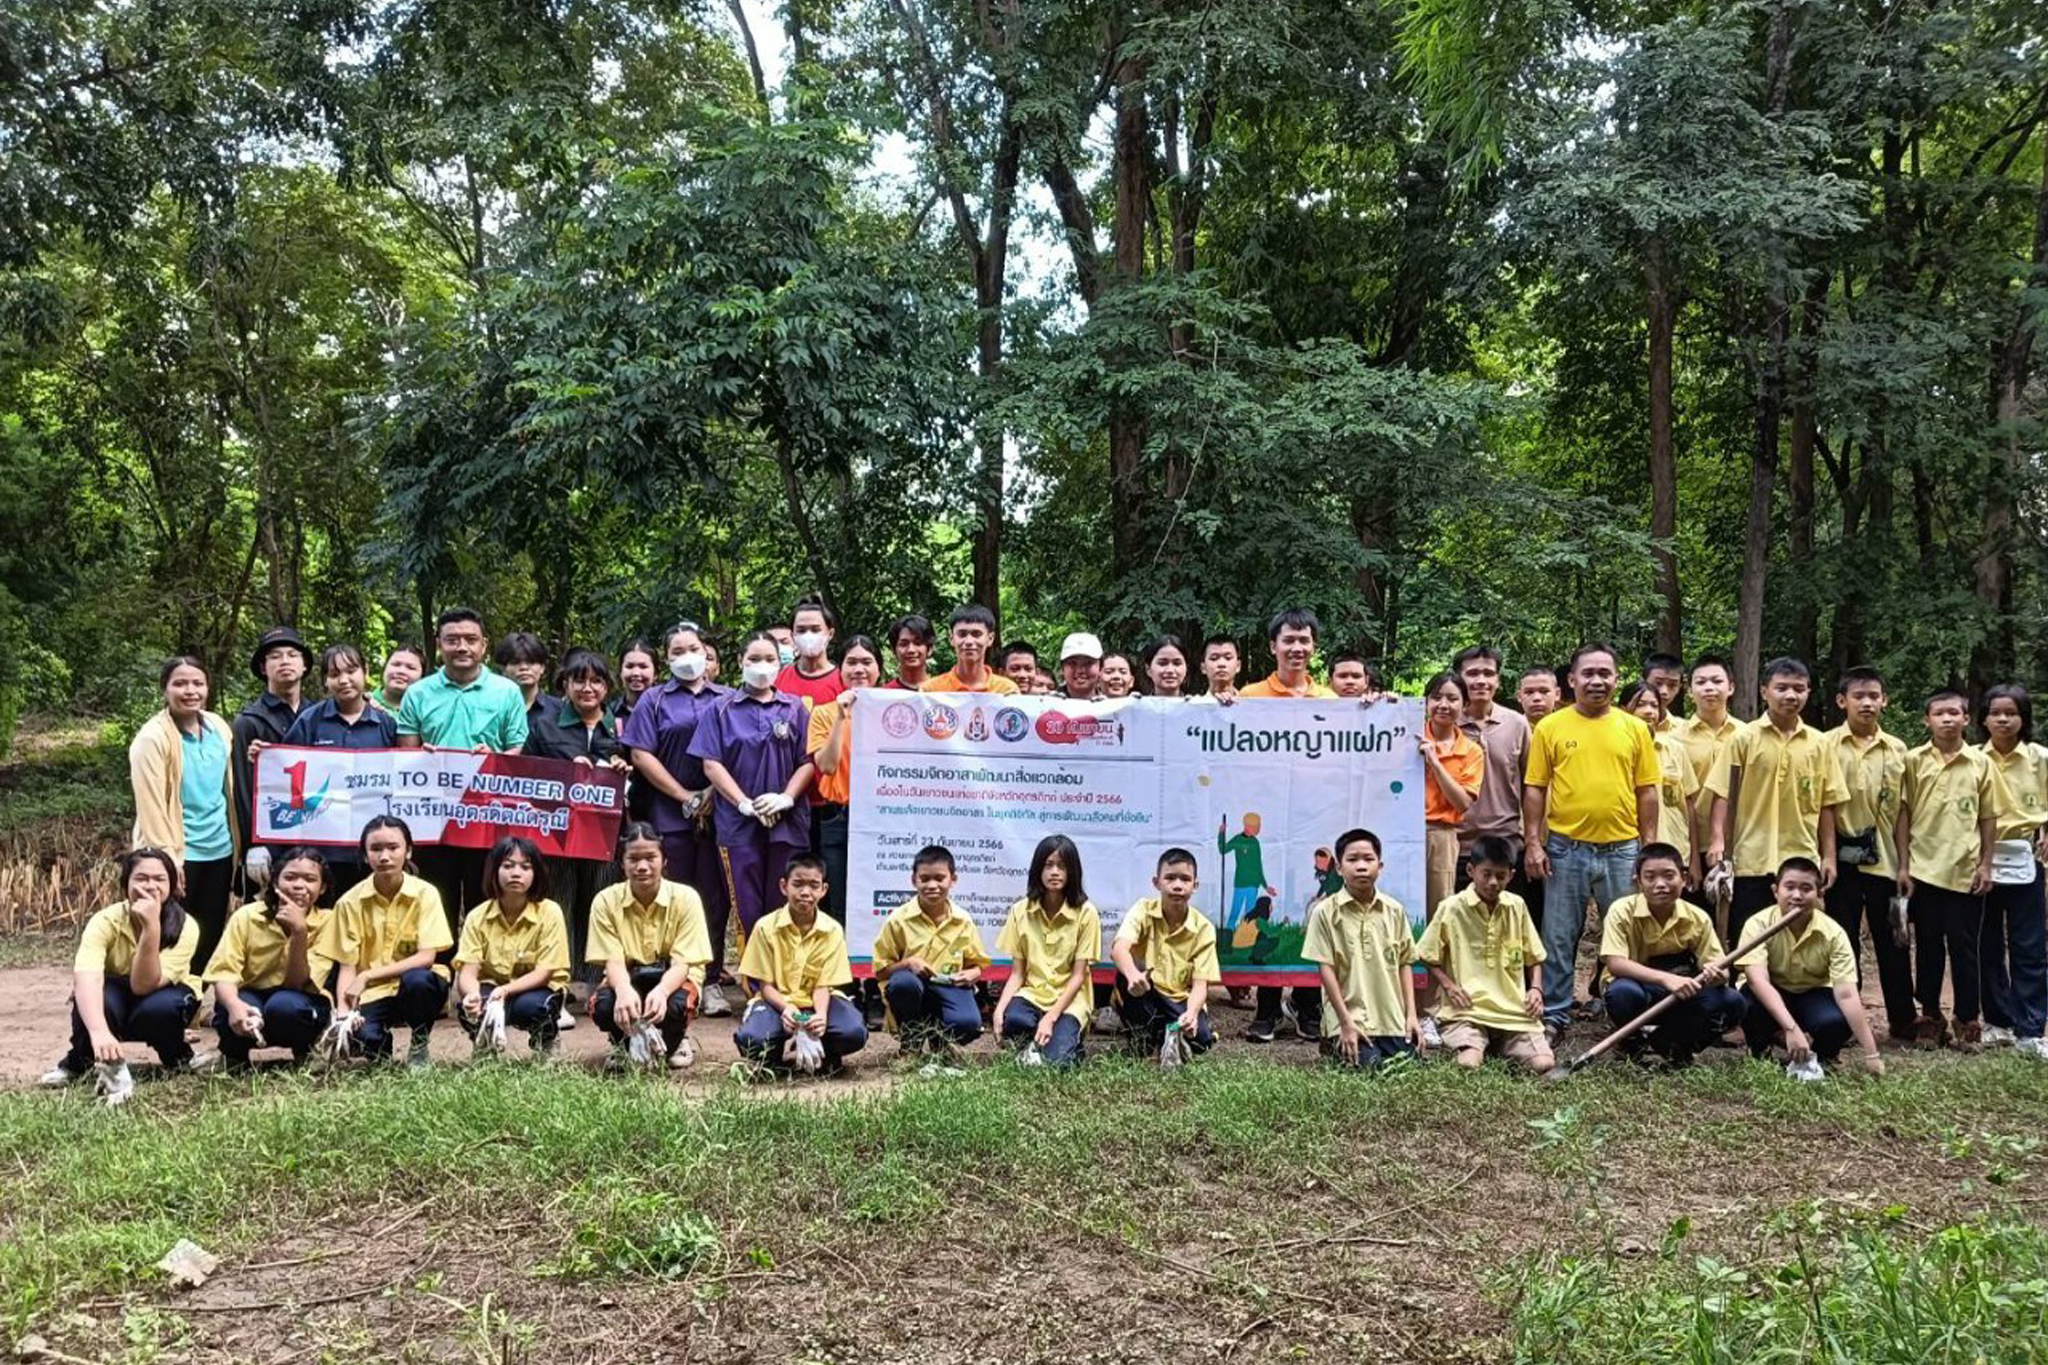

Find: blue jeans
211;986;331;1065
1983;862;2047;1040
999;998;1085;1067
1540;834;1640;1026
882;968;983;1047
734;995;868;1068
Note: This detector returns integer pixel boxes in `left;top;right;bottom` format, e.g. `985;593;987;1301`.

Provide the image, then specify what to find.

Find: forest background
3;0;2045;756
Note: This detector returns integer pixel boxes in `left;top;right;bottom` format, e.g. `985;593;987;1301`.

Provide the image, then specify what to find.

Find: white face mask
794;630;827;659
670;651;706;682
743;659;780;691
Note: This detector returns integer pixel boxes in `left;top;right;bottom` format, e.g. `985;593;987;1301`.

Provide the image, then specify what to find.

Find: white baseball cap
1060;632;1104;661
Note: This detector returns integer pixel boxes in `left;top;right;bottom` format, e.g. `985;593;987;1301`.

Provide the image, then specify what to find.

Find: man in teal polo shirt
396;607;530;928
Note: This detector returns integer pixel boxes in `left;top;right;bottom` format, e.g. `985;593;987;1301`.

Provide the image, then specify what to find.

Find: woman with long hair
128;656;236;970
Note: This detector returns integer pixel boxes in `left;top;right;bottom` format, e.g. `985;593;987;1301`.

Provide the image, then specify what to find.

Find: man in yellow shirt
1979;684;2048;1055
1417;836;1552;1073
1676;655;1740;852
587;827;713;1070
1522;642;1661;1035
1598;842;1743;1065
1895;689;1997;1050
874;844;990;1051
1705;656;1849;945
1738;857;1884;1075
1112;848;1222;1054
1822;667;1914;1040
1302;828;1418;1068
733;856;867;1072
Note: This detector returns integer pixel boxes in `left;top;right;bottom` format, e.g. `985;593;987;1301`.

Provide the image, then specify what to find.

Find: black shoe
1246;1018;1278;1044
1294;1013;1322;1044
863;999;887;1031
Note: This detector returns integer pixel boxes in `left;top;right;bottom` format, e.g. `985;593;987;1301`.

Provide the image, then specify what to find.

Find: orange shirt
805;699;853;805
921;668;1019;695
1423;728;1486;827
1239;672;1336;699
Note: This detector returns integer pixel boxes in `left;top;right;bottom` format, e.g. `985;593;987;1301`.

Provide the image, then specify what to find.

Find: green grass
3;1054;2048;1348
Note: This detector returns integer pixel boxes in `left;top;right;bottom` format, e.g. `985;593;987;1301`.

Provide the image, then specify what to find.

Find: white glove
751;792;794;818
1786;1056;1825;1084
243;845;273;885
1159;1024;1191;1071
788;1029;826;1074
477;997;507;1054
96;1060;135;1108
627;1019;665;1071
317;1010;361;1063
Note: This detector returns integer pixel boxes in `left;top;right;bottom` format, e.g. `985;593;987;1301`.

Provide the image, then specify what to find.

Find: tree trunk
1788;273;1826;672
1106;51;1150;589
1646;234;1682;656
1971;121;2047;693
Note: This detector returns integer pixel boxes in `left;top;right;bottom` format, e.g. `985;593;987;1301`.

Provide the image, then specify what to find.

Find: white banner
846;693;1426;982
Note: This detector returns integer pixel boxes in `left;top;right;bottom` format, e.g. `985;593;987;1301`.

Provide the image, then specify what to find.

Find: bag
1991;839;2039;887
1836;827;1880;868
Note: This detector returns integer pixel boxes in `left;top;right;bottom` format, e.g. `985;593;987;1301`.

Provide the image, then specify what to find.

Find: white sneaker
1982;1024;2018;1047
37;1063;81;1088
700;983;733;1018
2015;1036;2048;1059
1093;1006;1124;1035
184;1052;219;1074
668;1037;696;1070
557;1002;577;1031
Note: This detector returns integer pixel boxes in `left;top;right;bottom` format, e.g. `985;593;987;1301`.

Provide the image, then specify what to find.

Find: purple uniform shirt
620;681;731;834
684;690;814;848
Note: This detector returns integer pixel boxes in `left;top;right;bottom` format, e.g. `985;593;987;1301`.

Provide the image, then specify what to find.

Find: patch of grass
1503;1212;2048;1363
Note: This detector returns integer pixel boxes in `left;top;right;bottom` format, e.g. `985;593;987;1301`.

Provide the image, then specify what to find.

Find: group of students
64;599;2047;1097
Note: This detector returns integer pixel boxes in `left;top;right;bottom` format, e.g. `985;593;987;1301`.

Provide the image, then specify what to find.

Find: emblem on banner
994;707;1029;742
922;702;960;740
265;757;333;829
881;702;918;739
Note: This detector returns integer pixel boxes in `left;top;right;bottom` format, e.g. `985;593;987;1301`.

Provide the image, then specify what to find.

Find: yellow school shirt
1984;741;2048;842
739;905;854;1002
1827;726;1906;878
1301;887;1414;1037
1113;897;1222;1003
314;874;453;1004
585;879;712;986
1704;717;1848;876
1415;887;1544;1033
1676;713;1739;788
454;898;571;991
203;901;336;995
872;898;991;978
1899;743;1996;893
1597;894;1725;966
1738;911;1856;992
995;897;1101;1023
1651;731;1699;861
1525;706;1662;844
74;901;200;986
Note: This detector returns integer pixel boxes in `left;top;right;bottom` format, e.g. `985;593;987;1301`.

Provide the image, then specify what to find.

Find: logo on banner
922;702;960;740
994;707;1029;741
881;703;919;740
1035;712;1122;747
964;707;990;742
265;758;333;830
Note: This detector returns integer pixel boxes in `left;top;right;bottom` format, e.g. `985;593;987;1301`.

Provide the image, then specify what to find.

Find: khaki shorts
1426;825;1461;916
1438;1018;1554;1071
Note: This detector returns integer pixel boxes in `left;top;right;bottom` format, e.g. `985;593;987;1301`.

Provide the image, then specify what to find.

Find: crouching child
1417;835;1553;1074
1598;841;1745;1066
734;855;868;1074
1112;847;1221;1057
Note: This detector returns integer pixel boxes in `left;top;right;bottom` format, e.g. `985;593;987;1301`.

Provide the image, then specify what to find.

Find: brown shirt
1458;704;1531;850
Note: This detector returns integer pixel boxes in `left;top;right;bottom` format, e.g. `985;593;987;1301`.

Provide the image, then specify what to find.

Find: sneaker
2015;1036;2048;1060
1982;1024;2018;1048
1912;1013;1949;1050
1245;1017;1278;1044
557;1003;577;1031
669;1037;696;1070
184;1052;219;1074
1093;1006;1124;1036
407;1032;434;1071
701;983;733;1018
38;1063;82;1088
862;996;887;1032
1294;1010;1322;1044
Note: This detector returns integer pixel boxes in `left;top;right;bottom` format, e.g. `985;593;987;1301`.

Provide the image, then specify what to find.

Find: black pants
63;980;198;1072
547;854;612;984
1912;884;1984;1024
1742;984;1851;1061
182;855;235;982
593;964;691;1054
1254;985;1322;1029
1826;868;1915;1033
1729;875;1776;950
1117;990;1214;1054
414;845;485;942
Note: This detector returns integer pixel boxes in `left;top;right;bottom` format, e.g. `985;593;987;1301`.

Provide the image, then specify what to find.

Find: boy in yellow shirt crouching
1111;848;1222;1055
1417;835;1552;1074
873;844;990;1054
